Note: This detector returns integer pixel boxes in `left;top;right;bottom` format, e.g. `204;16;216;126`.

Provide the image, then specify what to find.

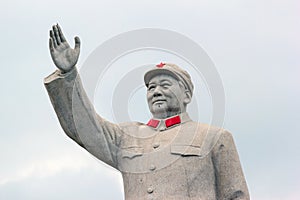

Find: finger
50;30;57;48
53;25;61;45
74;36;81;51
57;23;66;42
49;38;55;52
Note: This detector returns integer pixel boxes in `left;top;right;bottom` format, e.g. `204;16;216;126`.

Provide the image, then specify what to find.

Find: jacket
44;68;250;200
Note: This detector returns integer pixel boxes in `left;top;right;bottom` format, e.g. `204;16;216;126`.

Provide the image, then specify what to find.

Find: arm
44;24;121;168
212;130;250;200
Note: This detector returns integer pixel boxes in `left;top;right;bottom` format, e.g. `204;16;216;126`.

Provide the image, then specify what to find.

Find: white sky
0;0;300;199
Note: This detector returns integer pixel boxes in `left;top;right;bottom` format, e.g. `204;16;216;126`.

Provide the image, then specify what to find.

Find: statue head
144;63;194;119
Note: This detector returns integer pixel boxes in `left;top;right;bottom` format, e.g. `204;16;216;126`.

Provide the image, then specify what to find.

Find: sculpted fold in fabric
44;68;250;200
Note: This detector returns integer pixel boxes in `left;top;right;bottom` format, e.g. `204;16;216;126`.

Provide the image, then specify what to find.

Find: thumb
74;36;81;51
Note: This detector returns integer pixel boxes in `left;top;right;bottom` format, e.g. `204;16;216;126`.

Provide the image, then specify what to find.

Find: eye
161;83;171;89
148;85;155;91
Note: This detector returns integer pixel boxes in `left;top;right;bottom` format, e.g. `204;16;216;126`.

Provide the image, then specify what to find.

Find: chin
151;106;167;116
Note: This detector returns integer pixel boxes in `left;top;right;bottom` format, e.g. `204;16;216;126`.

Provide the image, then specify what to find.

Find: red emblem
156;62;165;68
147;119;160;128
165;115;181;128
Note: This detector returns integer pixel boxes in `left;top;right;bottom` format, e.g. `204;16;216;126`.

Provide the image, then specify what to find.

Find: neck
152;110;185;119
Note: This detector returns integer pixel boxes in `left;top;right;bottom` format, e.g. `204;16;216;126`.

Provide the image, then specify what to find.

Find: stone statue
44;24;250;200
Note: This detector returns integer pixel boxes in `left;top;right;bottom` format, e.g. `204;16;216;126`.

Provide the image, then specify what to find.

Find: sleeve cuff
44;67;78;85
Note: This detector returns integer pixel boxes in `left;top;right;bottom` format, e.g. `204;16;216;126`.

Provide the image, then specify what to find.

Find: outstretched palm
49;24;80;73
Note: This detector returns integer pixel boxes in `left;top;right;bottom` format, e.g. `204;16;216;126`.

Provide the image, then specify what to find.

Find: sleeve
44;68;122;169
212;130;250;200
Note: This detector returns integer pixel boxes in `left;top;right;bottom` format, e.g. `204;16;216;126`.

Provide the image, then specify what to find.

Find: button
159;126;166;131
152;143;160;149
149;164;156;171
147;187;154;194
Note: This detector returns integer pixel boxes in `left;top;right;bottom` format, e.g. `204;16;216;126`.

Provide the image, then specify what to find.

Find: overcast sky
0;0;299;199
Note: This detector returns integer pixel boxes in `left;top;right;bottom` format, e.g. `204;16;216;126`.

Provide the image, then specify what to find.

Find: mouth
152;99;166;104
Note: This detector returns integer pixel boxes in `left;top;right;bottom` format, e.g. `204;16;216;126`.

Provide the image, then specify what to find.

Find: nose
153;86;163;97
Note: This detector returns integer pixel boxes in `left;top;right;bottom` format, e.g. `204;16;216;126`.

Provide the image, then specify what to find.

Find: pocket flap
171;145;201;156
121;146;144;159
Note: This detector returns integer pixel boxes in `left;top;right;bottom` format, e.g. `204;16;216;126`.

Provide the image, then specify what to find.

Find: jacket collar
147;112;191;131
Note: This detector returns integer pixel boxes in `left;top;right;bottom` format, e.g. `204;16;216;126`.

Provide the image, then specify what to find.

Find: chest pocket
171;145;202;157
121;146;144;159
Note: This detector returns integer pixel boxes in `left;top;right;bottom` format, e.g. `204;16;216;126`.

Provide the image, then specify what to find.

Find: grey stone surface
45;24;250;200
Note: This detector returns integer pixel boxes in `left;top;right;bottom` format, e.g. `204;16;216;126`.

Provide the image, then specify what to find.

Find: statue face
147;74;189;119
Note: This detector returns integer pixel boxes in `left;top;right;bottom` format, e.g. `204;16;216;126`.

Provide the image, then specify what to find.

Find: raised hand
49;24;80;73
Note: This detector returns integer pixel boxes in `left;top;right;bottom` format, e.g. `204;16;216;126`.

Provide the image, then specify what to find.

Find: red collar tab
165;115;181;128
147;119;160;128
156;62;165;68
147;115;181;128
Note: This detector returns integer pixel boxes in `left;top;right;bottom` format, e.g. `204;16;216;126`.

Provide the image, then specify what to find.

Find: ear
183;90;192;105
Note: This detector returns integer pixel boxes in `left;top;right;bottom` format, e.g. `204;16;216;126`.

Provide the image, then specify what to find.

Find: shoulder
185;121;228;137
118;121;147;133
183;121;233;154
198;123;233;145
119;121;145;128
118;121;154;141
